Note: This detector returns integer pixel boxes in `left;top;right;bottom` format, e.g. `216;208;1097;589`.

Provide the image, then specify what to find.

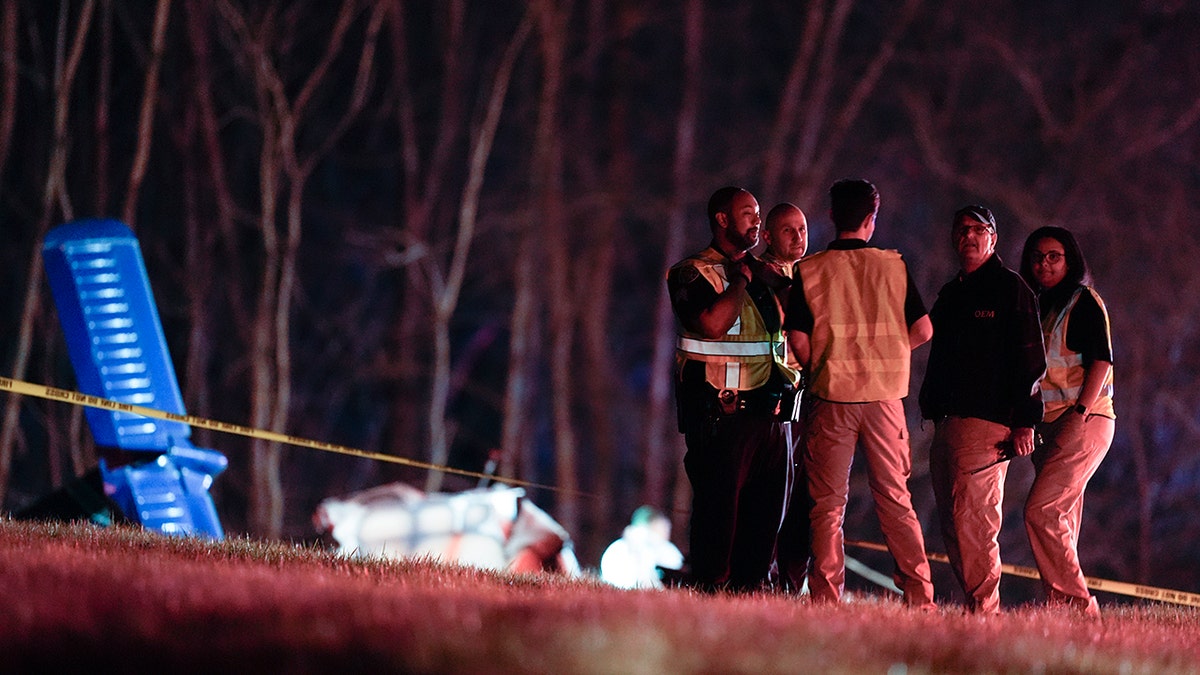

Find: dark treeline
2;1;1199;600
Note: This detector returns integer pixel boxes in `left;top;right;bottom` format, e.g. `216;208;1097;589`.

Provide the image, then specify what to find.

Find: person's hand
745;256;789;291
1010;426;1036;456
726;259;752;286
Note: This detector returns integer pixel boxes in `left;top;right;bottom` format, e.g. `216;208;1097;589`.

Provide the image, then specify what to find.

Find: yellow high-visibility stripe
677;336;774;357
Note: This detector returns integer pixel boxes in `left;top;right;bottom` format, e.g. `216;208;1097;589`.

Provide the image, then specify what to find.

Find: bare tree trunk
574;0;630;555
186;2;246;353
0;0;94;505
1125;334;1155;583
219;0;382;536
247;108;283;537
787;0;852;195
765;0;923;204
530;0;579;534
644;0;701;520
796;0;922;201
497;3;542;486
221;3;288;537
71;0;113;478
386;0;468;472
260;171;302;535
178;103;215;452
208;4;283;536
0;2;21;496
500;227;541;485
0;2;16;178
68;405;89;476
760;1;825;198
425;11;532;492
94;0;112;215
121;0;172;228
274;3;382;532
182;4;244;460
41;353;64;490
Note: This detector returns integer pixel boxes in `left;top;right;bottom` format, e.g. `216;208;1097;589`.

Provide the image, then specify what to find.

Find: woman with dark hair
1019;226;1115;618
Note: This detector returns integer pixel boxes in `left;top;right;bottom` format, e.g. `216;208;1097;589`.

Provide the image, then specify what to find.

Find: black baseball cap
953;204;996;231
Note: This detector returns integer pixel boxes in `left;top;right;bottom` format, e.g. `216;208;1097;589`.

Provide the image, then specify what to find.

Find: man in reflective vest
784;178;935;607
667;186;801;592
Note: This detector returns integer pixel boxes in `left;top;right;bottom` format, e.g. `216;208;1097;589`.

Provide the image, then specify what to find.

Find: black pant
683;410;789;590
773;420;813;592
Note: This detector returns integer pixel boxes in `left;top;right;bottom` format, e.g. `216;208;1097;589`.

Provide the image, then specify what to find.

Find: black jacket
919;253;1046;428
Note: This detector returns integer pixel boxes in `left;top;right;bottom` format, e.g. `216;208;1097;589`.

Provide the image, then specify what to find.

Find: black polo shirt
919;253;1046;428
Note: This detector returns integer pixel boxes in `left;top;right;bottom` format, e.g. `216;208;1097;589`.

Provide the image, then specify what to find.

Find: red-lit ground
2;519;1198;673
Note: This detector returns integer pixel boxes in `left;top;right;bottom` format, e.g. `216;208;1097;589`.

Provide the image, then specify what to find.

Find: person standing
1018;226;1114;618
919;204;1046;613
667;186;801;592
760;202;812;592
783;178;935;607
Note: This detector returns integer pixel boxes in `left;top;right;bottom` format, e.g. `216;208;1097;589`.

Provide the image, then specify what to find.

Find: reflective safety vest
673;248;800;391
1041;286;1115;422
758;253;796;280
797;247;910;402
759;252;803;371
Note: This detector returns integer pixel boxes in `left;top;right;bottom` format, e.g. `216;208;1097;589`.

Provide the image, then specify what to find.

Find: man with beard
667;186;801;592
919;204;1046;613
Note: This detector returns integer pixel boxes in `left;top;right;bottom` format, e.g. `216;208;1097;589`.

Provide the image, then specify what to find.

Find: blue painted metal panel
43;218;226;539
43;219;191;451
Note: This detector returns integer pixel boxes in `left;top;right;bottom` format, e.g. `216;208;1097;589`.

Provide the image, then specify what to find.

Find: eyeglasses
954;224;994;239
1030;251;1064;264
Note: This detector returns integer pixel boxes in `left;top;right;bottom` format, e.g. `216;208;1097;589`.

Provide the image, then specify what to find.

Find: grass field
2;518;1198;674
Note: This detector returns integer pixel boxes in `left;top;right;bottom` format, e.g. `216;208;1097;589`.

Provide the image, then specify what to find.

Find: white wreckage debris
313;482;580;576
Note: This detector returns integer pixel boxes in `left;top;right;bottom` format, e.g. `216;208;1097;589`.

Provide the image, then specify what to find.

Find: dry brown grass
2;518;1198;674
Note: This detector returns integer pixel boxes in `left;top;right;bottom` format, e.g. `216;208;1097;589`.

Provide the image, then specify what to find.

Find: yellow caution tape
0;375;576;496
845;539;1200;608
9;374;1195;606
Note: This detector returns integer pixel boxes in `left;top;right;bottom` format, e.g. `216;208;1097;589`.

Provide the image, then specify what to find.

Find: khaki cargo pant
803;398;934;606
929;416;1009;613
1026;412;1114;609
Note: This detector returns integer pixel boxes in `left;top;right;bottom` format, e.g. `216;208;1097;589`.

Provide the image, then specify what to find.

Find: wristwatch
1072;403;1088;416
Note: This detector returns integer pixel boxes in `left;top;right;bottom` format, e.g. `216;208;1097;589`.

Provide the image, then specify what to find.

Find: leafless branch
121;0;171;227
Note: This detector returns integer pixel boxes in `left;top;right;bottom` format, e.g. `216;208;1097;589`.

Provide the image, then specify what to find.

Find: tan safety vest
1041;286;1115;422
673;248;800;391
797;247;910;402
